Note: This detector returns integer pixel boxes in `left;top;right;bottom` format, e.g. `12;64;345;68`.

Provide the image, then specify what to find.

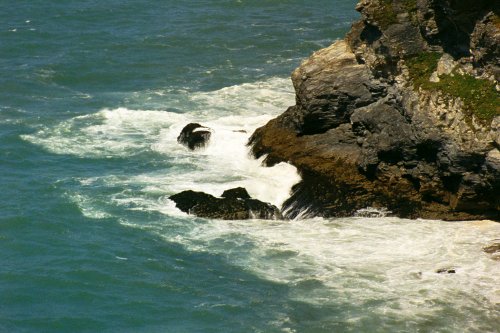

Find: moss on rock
406;52;500;123
372;0;418;29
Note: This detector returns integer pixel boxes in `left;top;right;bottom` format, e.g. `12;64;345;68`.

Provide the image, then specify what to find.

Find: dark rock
248;0;500;221
177;123;212;150
290;41;387;135
418;0;496;58
169;188;281;220
221;187;251;200
470;12;500;80
347;0;499;74
436;268;456;274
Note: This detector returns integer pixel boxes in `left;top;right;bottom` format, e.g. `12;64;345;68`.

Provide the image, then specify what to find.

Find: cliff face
250;0;500;220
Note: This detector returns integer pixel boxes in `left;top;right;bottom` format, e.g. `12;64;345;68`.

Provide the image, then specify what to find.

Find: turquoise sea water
1;1;499;332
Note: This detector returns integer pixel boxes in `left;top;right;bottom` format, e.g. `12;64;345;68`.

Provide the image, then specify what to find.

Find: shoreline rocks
177;123;212;150
169;187;282;220
249;0;500;221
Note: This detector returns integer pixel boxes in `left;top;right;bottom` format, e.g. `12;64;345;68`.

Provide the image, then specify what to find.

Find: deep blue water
1;1;499;332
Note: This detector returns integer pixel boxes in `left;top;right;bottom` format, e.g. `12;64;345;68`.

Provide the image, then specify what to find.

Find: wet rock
249;0;500;221
177;123;212;150
169;188;281;220
436;268;456;274
221;187;251;200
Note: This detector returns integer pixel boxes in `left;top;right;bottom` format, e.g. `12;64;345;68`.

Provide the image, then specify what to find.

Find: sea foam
23;77;300;207
21;77;500;330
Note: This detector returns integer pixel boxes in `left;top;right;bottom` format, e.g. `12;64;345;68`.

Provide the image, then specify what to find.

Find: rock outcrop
169;187;282;220
250;0;500;220
177;123;212;150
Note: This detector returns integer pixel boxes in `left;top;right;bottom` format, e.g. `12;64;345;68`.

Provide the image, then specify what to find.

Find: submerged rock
483;243;500;254
169;188;281;220
177;123;212;150
483;242;500;261
436;268;456;274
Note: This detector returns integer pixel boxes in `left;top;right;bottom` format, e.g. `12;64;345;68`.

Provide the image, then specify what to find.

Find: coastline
249;0;500;221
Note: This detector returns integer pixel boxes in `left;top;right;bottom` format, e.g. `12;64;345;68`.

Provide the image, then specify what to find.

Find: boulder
169;188;281;220
177;123;212;150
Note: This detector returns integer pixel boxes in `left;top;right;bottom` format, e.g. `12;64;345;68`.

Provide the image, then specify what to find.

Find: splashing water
19;78;500;332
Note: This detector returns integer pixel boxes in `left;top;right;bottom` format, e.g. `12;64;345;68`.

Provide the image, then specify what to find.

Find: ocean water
1;1;499;332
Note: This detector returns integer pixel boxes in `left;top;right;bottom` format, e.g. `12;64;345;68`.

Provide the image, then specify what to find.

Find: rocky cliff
250;0;500;220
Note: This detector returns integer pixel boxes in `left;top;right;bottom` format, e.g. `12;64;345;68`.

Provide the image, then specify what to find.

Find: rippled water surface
1;1;499;332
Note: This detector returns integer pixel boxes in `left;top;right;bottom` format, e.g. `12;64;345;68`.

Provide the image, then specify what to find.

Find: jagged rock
221;187;251;200
249;0;500;221
347;0;499;76
470;11;500;80
177;123;212;150
289;41;387;135
169;188;281;220
418;0;494;57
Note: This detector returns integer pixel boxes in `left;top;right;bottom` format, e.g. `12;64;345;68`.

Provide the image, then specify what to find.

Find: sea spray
19;76;500;332
23;77;301;209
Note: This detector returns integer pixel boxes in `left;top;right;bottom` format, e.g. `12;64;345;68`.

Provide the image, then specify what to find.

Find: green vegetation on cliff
373;0;418;29
406;52;440;87
406;52;500;122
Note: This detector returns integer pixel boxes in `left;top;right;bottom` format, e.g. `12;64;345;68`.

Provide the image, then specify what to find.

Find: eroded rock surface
169;188;282;220
250;0;500;220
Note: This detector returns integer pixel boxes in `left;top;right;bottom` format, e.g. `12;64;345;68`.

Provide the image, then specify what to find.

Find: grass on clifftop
406;52;500;123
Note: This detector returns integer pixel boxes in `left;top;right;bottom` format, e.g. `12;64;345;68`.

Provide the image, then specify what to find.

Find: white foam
67;192;111;219
354;207;392;218
153;216;500;324
23;76;294;159
24;76;500;328
27;77;299;207
23;108;186;157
